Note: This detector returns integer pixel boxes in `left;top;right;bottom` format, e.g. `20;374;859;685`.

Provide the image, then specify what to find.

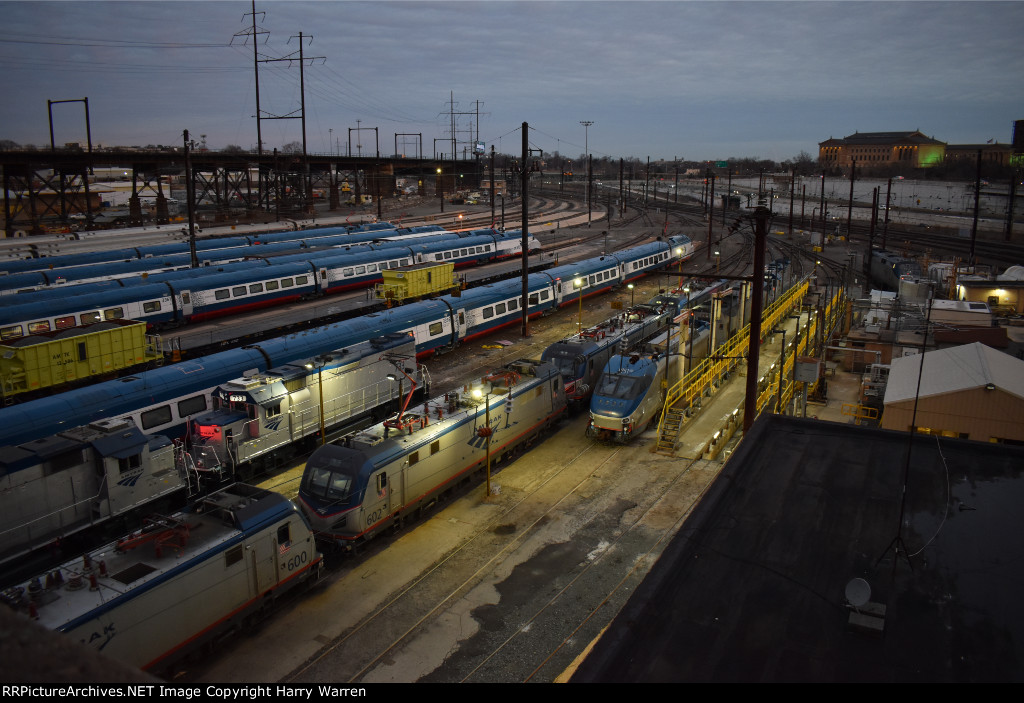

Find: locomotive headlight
622;418;630;427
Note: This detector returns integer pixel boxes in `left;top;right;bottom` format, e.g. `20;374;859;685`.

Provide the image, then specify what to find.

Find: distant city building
945;143;1015;168
818;131;946;169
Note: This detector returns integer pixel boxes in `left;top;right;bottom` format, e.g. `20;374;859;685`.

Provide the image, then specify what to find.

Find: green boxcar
0;319;162;398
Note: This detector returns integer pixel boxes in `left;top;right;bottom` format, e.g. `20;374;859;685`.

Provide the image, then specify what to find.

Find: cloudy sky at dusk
2;0;1022;162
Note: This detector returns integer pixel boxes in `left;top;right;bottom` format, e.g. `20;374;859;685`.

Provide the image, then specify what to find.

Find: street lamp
305;354;334;445
715;249;721;274
628;283;635;307
437;167;444;213
573;277;584;335
580;120;594;227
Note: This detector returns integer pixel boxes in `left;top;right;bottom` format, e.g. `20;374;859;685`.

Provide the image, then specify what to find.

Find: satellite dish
845;578;871;607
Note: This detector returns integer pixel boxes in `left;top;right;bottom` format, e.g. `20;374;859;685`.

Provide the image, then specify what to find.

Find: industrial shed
880;342;1024;443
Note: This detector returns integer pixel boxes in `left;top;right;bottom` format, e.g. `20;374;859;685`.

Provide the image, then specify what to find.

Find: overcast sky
2;0;1022;162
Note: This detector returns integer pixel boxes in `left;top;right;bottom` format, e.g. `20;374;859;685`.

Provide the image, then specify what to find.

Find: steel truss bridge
1;149;483;235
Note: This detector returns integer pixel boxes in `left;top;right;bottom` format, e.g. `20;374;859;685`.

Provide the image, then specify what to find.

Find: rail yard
1;182;1021;683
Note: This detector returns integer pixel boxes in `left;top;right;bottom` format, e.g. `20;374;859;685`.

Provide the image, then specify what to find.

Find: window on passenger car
342;268;354;277
409;451;419;466
443;251;452;259
495;303;506;315
232;286;246;297
529;293;538;305
141;405;173;430
0;325;23;340
435;254;444;261
55;316;75;330
295;275;308;285
143;301;162;313
483;307;494;319
79;312;101;325
265;280;279;291
281;278;294;288
249;283;264;294
104;308;125;320
28;321;50;334
429;321;443;336
476;246;484;253
366;264;377;273
540;291;550;301
178;395;207;417
509;299;518;310
401;258;410;266
460;249;468;256
355;266;366;275
215;289;230;300
589;275;596;286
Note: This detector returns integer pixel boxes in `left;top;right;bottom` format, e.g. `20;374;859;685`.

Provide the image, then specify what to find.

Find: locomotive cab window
277;523;291;548
117;454;142;475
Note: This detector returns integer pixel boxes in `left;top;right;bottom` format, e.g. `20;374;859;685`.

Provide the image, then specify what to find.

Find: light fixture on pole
305;354;334;445
628;283;635;307
573;277;584;335
580;120;593;227
437;166;444;213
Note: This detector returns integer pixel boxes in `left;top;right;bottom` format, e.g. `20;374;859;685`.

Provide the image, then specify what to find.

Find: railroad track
184;411;715;684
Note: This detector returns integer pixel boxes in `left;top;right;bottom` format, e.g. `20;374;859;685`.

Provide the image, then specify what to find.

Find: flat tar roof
572;414;1024;682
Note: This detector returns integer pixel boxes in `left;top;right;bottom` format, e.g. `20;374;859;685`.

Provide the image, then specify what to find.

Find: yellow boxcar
0;320;163;399
375;263;459;305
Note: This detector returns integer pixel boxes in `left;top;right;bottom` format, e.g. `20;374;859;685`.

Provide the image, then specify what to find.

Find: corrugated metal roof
884;342;1024;404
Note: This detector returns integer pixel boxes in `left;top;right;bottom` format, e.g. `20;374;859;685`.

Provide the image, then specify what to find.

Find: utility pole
521;122;531;337
846;157;856;239
183;130;198;269
743;206;770;432
234;2;269;209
